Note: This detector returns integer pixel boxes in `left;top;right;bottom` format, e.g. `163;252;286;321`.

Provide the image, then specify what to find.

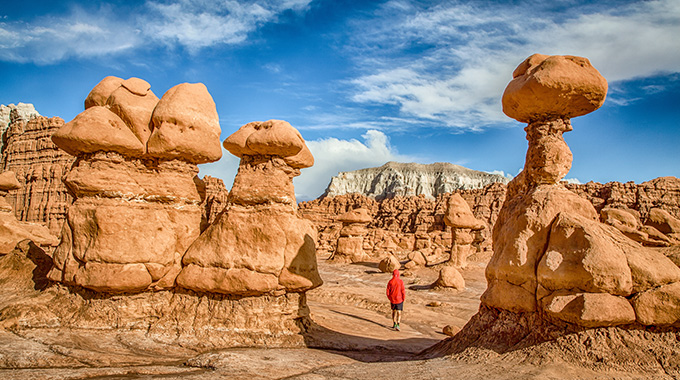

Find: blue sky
1;0;679;200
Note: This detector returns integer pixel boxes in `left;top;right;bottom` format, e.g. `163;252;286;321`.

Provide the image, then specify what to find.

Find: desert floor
0;259;669;380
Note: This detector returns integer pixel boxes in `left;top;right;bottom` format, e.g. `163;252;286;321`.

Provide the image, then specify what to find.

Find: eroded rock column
48;77;221;293
444;193;485;268
333;208;372;263
177;120;322;297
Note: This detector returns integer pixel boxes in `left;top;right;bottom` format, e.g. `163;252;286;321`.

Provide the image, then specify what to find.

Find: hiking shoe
395;324;400;331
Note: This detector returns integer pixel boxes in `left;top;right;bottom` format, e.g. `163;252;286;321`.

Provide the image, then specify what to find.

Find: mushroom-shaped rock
502;54;608;123
223;120;313;168
51;106;145;157
246;119;304;157
106;77;159;144
147;83;222;164
84;76;124;109
338;208;373;224
444;193;485;230
0;172;20;191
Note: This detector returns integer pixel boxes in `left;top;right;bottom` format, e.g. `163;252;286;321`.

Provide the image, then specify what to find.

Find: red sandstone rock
49;77;221;293
177;119;322;296
502;54;608;123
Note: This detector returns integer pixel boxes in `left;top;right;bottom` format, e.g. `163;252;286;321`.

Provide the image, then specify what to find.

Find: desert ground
1;256;671;380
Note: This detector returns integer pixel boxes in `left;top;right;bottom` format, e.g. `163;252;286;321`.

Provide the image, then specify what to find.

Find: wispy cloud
0;0;311;64
346;0;680;130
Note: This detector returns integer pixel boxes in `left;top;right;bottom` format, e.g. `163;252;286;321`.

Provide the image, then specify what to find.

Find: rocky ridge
322;161;509;200
1;112;75;236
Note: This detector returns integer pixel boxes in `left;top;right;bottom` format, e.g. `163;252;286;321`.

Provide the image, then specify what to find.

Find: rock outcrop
48;76;221;293
332;208;372;263
444;193;485;268
1;108;74;236
422;54;680;372
0;103;39;151
177;119;322;296
0;171;58;253
323;161;509;200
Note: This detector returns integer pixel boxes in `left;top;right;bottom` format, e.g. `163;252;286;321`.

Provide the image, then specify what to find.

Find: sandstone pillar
444;193;485;268
333;207;372;263
48;77;222;293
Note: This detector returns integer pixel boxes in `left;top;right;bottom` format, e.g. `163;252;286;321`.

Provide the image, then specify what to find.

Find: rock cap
0;171;20;191
502;54;608;123
444;193;485;230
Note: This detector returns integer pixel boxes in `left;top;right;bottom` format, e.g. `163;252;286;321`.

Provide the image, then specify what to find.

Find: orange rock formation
48;77;221;293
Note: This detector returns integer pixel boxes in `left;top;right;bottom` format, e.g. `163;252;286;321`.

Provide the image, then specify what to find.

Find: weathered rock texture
177;119;322;297
0;103;39;151
299;176;680;269
484;54;680;328
48;76;221;293
0;241;311;351
1;108;75;236
420;54;680;372
332;208;372;263
0;171;57;254
323;161;509;200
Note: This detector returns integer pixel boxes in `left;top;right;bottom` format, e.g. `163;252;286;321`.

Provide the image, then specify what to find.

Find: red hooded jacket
386;269;405;304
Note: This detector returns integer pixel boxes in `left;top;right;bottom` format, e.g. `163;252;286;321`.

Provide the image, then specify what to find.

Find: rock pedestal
177;120;322;297
444;193;485;268
48;77;222;293
333;208;372;263
482;54;680;328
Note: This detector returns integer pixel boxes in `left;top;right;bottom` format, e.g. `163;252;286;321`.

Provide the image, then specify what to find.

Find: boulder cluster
483;54;680;327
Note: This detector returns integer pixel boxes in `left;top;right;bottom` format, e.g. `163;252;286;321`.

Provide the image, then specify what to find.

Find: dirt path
305;260;486;359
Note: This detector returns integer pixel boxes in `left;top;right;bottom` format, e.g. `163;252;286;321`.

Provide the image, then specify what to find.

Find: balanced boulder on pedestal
444;193;485;268
48;77;221;293
177;119;322;296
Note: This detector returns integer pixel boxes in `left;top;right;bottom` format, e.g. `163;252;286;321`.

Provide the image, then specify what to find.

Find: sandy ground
1;259;671;379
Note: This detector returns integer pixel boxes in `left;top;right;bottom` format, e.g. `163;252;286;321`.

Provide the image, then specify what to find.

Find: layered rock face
0;103;39;151
482;53;680;328
0;108;74;236
323;161;509;199
48;76;222;293
177;119;322;296
0;171;57;253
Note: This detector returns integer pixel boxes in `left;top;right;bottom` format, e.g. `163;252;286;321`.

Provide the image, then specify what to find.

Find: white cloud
0;6;141;64
295;130;414;201
197;129;413;202
0;0;312;63
348;0;680;129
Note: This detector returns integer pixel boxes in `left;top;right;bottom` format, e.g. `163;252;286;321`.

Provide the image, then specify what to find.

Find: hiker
386;268;405;331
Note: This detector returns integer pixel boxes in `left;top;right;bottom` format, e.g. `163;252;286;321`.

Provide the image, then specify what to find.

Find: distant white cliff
0;103;40;152
322;161;510;199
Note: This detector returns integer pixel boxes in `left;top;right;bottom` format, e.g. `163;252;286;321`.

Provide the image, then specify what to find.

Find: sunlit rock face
177;119;322;296
48;76;221;293
483;54;680;328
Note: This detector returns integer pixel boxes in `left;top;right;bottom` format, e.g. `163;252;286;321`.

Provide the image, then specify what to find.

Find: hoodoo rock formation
424;55;680;372
332;208;372;263
177;119;322;297
323;161;509;200
48;76;221;293
444;193;485;268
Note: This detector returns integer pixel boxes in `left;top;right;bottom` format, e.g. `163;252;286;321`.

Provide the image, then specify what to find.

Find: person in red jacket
386;269;405;331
